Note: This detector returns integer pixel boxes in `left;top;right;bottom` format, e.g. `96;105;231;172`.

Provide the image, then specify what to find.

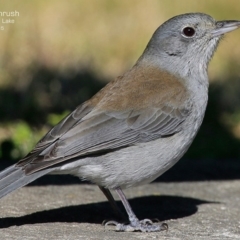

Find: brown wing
17;64;191;174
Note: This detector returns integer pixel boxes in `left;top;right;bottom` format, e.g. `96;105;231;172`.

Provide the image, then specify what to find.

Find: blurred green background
0;0;240;175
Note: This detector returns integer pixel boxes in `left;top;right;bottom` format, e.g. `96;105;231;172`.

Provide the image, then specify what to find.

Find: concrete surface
0;180;240;240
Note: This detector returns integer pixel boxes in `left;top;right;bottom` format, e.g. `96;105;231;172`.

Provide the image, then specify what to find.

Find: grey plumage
0;165;52;198
0;13;240;232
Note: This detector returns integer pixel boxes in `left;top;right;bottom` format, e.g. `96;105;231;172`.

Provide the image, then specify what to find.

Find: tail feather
0;164;52;199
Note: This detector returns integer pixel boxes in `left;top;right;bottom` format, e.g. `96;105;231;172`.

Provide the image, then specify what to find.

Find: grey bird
0;13;240;232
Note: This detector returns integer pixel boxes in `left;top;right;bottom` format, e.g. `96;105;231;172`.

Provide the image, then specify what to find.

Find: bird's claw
104;219;168;232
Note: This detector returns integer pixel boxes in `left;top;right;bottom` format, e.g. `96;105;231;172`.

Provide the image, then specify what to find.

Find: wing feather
18;103;191;174
17;65;192;174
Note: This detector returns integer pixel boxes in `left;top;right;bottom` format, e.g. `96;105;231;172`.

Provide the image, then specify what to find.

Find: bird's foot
104;218;168;232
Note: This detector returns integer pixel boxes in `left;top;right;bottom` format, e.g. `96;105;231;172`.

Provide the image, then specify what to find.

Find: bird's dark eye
182;27;195;37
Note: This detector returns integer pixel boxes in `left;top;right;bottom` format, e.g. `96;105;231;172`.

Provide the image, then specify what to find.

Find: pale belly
56;98;207;189
57;127;195;189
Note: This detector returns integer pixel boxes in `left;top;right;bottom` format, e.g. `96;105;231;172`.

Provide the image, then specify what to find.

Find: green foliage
47;111;70;126
0;121;45;160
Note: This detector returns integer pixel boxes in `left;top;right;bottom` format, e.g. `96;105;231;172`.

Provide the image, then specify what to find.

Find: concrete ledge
0;181;240;239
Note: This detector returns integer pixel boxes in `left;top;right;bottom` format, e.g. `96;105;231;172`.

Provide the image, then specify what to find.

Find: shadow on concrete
0;195;212;228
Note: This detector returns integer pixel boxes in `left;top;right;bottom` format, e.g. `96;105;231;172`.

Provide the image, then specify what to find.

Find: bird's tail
0;164;52;199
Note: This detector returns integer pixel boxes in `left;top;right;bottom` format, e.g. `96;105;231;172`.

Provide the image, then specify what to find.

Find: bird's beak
211;20;240;37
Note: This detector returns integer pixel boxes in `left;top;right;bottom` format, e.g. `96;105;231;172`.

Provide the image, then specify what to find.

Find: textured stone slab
0;181;240;239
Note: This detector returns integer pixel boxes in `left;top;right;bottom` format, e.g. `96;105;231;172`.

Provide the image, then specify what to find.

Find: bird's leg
105;187;168;232
98;186;126;220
